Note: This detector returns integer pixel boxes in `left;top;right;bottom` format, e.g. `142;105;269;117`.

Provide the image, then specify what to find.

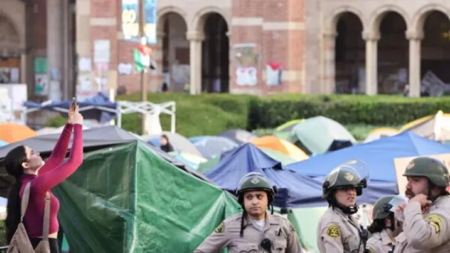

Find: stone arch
411;4;450;34
367;5;410;34
326;6;365;34
191;6;230;33
0;11;21;48
156;6;188;33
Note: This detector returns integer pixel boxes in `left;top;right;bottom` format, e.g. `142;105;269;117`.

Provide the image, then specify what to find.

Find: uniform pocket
273;239;287;252
237;243;259;252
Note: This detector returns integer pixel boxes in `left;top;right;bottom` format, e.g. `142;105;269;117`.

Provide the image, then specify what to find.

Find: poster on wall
34;57;48;95
122;0;139;41
233;43;259;86
236;67;257;86
0;84;27;124
144;0;157;44
266;63;282;86
35;74;49;95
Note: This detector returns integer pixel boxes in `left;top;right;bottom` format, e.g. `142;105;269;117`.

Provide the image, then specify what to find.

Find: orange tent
251;136;309;161
0;123;37;143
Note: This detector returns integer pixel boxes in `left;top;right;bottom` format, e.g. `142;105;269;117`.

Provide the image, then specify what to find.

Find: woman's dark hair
4;146;27;243
367;218;387;234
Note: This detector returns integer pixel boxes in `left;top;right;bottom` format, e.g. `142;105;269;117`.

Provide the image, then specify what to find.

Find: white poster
78;57;92;72
0;84;27;124
94;40;111;63
118;63;133;75
35;74;49;95
10;68;19;83
236;67;257;86
266;64;282;86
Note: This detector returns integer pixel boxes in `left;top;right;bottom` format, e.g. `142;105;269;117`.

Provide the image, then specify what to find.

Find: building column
407;31;423;97
363;32;380;95
47;0;64;101
186;31;204;95
321;32;336;94
20;52;26;83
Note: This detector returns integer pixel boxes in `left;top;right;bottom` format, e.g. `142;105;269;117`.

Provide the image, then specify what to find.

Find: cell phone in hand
72;97;77;107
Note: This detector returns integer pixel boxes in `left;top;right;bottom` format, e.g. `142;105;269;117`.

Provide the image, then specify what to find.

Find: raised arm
32;110;84;193
38;100;77;174
38;123;73;174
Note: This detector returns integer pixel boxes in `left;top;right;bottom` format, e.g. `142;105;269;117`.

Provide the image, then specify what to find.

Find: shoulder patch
425;214;444;234
326;224;341;238
214;222;225;233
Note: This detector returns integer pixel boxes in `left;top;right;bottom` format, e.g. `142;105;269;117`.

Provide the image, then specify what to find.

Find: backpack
7;182;51;253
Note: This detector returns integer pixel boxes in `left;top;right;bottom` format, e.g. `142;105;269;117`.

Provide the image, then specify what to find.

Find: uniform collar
380;229;394;245
331;207;360;229
431;195;449;208
244;212;279;232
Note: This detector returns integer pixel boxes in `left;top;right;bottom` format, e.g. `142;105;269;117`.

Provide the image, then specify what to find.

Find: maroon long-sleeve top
19;123;83;238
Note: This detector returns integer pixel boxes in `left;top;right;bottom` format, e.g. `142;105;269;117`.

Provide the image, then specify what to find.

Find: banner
144;0;157;44
122;0;139;41
394;153;450;193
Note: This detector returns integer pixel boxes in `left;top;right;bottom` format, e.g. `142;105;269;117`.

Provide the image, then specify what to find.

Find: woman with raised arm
5;101;84;253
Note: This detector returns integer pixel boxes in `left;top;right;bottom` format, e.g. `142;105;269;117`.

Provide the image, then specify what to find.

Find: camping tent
146;132;202;157
286;131;450;203
0;126;209;197
288;116;356;155
400;110;450;141
53;141;241;252
205;143;324;208
273;119;304;140
218;129;257;144
189;136;239;159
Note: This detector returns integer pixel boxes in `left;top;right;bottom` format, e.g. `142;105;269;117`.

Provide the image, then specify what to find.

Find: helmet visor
327;159;370;187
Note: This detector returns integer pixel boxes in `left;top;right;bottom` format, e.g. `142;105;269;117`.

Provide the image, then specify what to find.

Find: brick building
1;0;450;99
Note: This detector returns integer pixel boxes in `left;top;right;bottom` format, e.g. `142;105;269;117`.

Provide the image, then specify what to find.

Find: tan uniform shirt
193;212;303;253
393;195;450;253
366;229;395;253
317;207;364;253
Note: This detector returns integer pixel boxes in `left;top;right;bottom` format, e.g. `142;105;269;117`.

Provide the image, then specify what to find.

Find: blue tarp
286;131;450;203
24;93;117;123
205;143;324;208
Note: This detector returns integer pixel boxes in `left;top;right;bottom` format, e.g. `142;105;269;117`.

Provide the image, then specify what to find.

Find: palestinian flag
134;45;152;72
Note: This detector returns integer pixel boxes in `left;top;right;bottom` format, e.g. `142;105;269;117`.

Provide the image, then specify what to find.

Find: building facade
1;0;450;99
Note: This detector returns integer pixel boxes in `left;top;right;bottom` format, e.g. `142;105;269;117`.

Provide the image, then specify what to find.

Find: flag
134;45;152;72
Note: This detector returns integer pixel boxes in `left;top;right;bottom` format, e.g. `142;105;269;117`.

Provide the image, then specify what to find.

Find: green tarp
53;141;241;253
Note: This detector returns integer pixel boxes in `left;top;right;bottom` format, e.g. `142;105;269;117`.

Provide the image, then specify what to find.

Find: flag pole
139;0;148;135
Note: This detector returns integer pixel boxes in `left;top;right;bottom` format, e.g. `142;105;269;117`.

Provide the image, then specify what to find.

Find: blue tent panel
286;132;450;202
205;143;324;208
24;93;117;123
286;132;450;181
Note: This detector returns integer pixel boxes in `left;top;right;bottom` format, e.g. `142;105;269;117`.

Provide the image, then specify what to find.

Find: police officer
366;196;403;253
193;172;303;253
393;157;450;253
317;161;368;253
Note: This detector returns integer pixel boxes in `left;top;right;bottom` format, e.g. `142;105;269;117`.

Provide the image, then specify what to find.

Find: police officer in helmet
193;172;303;253
393;157;450;252
366;195;405;253
317;160;368;253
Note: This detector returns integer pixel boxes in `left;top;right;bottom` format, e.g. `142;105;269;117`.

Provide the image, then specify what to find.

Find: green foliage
43;114;66;128
248;94;450;129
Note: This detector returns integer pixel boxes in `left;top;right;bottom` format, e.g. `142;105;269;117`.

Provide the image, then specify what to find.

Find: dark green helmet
237;172;275;202
372;196;396;220
403;157;449;187
323;160;368;198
